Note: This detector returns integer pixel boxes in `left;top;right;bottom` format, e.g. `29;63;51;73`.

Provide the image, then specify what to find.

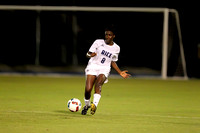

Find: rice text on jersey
101;50;112;58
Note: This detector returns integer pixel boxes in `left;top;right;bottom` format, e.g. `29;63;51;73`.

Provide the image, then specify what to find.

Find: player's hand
90;52;97;57
86;52;97;58
120;70;131;79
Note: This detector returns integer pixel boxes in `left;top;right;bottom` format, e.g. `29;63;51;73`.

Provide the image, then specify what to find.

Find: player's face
105;31;115;44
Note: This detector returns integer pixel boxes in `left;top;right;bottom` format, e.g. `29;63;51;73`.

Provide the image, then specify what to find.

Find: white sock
93;93;101;107
84;98;90;106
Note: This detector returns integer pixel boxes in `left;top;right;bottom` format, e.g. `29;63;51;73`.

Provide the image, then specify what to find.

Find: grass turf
0;75;200;133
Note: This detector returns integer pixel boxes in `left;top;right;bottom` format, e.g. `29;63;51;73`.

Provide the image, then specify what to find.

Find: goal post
169;9;188;80
161;8;188;80
0;5;188;79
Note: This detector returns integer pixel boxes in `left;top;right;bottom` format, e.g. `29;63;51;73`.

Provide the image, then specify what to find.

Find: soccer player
81;26;131;115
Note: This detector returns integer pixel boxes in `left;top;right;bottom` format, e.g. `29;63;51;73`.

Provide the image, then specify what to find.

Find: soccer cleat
81;105;90;115
90;103;97;115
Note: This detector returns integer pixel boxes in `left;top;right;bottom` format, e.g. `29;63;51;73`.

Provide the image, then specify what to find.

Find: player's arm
111;61;131;79
86;51;97;58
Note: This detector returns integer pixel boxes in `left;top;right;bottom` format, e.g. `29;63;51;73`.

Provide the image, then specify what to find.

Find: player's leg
85;75;96;99
82;75;96;115
91;74;107;115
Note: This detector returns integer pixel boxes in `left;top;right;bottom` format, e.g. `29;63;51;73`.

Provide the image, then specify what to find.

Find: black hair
104;24;117;35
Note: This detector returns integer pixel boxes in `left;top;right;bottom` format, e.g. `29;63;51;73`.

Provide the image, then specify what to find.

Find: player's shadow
53;110;91;117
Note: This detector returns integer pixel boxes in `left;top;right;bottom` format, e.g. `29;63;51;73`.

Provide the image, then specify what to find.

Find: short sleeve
112;53;119;62
89;40;98;52
112;45;120;62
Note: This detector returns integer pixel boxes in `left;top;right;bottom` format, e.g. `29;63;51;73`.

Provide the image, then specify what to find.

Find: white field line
2;110;63;115
127;113;200;120
2;110;200;120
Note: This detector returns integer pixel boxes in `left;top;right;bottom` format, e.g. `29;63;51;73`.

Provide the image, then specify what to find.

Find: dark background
0;0;199;78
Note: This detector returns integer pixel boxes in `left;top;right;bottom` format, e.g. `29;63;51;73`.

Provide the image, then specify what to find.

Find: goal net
0;6;188;79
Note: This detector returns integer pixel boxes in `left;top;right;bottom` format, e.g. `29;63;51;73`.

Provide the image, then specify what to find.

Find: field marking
1;110;65;115
128;114;200;120
1;110;200;120
100;113;200;120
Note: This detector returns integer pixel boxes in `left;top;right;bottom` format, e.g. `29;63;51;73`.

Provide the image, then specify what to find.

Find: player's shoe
90;103;97;115
81;105;90;115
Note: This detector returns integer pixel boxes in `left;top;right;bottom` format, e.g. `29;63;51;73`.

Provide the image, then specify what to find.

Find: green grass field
0;75;200;133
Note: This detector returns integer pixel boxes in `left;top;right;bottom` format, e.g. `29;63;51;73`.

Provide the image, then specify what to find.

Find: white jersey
86;39;120;70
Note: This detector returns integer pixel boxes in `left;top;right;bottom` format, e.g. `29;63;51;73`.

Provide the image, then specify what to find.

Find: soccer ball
67;98;82;112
